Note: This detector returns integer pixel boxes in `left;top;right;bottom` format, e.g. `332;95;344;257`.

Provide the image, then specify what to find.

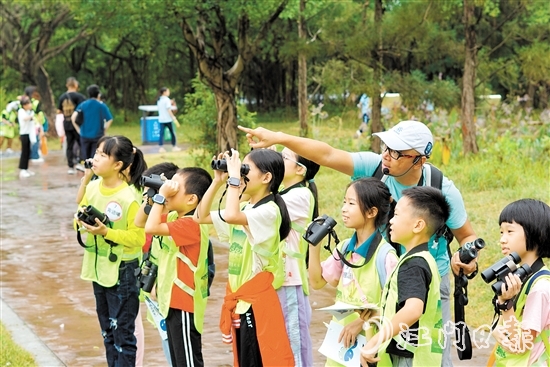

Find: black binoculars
211;159;250;176
77;205;111;227
140;174;164;191
458;238;485;264
84;159;93;169
303;215;338;247
481;252;533;296
136;259;158;293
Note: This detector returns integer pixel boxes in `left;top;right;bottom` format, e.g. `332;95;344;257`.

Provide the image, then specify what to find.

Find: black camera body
77;205;111;226
136;259;158;293
84;159;93;169
211;159;250;176
303;214;338;246
458;238;486;263
140;174;164;191
481;252;533;296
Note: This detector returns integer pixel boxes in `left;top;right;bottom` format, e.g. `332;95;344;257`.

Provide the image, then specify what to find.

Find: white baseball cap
373;120;434;157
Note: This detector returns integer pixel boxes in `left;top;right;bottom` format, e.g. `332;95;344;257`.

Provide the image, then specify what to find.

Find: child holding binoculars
489;199;550;367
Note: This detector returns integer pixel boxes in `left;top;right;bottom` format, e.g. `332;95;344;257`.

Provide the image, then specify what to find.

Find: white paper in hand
318;320;367;366
317;301;378;321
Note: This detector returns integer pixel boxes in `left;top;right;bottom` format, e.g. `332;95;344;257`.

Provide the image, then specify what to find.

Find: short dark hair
499;199;550;258
87;84;101;98
402;186;450;238
143;162;180;180
178;167;212;203
20;96;31;106
24;86;37;98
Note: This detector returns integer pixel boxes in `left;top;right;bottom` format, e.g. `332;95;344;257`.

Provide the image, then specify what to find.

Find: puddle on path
1;150;491;366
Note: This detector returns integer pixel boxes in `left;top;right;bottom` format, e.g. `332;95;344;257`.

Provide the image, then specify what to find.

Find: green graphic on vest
228;241;243;275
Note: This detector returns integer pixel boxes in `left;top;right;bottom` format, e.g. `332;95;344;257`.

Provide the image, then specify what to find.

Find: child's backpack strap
524;269;550;295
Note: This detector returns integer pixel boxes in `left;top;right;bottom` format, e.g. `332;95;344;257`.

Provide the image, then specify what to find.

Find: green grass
0;322;37;367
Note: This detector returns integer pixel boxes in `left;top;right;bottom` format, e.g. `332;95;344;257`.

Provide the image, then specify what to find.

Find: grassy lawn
0;322;37;367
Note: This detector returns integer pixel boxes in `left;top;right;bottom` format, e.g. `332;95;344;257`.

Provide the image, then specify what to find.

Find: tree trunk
460;0;479;154
35;66;58;138
539;83;548;109
370;0;384;154
298;0;308;137
213;88;238;152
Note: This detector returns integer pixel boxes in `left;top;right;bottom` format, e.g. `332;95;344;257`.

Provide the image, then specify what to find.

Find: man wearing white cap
239;120;478;367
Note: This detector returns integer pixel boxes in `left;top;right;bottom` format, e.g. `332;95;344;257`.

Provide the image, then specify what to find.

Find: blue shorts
362;114;370;123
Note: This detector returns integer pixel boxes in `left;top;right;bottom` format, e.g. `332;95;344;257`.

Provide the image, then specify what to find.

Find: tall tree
171;0;289;152
461;0;479;154
0;1;88;134
298;0;308;137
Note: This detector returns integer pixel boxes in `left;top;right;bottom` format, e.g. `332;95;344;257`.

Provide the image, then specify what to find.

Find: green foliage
0;322;37;367
180;77;256;166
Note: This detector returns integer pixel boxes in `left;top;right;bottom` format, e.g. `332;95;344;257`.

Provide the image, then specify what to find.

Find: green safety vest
80;181;141;287
156;212;210;334
326;239;397;367
228;201;284;314
495;267;550;367
377;249;443;367
280;187;315;295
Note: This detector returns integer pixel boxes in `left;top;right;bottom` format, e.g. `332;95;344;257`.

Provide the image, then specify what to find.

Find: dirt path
1;150;492;366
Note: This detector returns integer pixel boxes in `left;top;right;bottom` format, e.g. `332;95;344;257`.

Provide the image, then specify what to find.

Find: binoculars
303;215;338;247
77;205;111;227
457;238;485;264
136;259;158;293
481;252;532;296
211;159;250;176
140;174;164;191
84;159;93;169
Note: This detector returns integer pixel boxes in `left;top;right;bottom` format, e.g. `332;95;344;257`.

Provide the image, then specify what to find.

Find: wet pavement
1;149;492;366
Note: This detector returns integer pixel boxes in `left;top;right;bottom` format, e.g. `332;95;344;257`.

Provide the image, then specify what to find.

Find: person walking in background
1;97;21;156
354;93;371;138
71;84;113;161
157;87;180;153
24;86;45;163
58;77;86;174
17;97;36;178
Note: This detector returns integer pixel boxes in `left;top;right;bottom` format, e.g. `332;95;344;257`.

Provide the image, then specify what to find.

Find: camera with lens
457;238;486;264
303;214;338;247
481;252;533;296
77;205;111;227
84;159;93;169
136;257;158;293
211;159;250;176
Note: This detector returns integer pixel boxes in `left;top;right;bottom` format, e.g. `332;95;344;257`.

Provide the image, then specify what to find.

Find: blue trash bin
140;116;161;144
139;105;160;144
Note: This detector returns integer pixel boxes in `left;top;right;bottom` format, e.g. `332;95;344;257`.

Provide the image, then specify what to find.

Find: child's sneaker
19;170;31;178
172;146;181;152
